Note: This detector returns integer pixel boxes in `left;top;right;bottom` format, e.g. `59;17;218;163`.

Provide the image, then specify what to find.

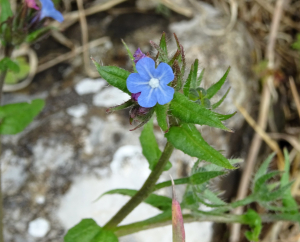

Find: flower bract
133;48;146;64
39;0;64;23
127;57;175;108
26;0;40;10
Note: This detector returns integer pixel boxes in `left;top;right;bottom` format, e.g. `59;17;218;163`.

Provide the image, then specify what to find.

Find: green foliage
0;0;13;23
64;219;118;242
0;57;20;72
93;61;130;95
0;99;45;134
159;32;168;57
170;92;231;131
140;118;172;171
155;103;169;132
165;124;234;169
121;39;137;72
242;209;262;242
25;26;55;44
205;67;230;99
211;87;230;110
4;57;30;84
292;34;300;50
153;171;225;191
98;189;172;211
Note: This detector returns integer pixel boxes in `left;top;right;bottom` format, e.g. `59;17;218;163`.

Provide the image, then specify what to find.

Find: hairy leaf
205;67;230;99
165;124;234;169
253;153;276;186
155;103;169;132
253;171;281;193
190;59;199;89
140;118;171;170
242;209;262;242
170;92;230;131
196;68;205;87
64;219;118;242
153;171;224;191
183;64;193;97
214;112;236;121
0;99;45;134
159;32;168;57
99;189;172;211
93;61;130;95
121;39;137;72
212;87;231;110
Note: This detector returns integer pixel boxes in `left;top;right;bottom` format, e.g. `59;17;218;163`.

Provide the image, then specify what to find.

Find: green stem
114;213;293;237
103;142;174;230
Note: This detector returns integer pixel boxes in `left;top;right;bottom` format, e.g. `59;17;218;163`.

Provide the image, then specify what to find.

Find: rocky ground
2;1;258;241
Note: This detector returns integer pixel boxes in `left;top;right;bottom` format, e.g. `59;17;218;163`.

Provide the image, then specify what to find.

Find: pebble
66;104;88;118
28;218;50;238
75;78;107;95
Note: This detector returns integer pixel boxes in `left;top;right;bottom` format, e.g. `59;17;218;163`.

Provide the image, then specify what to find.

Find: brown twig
289;76;300;120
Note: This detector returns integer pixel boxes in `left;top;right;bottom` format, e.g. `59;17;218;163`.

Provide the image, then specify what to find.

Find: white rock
93;87;130;107
66;104;88;118
28;218;50;237
75;78;106;95
35;195;45;204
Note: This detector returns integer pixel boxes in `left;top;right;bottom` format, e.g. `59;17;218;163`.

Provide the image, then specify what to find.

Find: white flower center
149;78;160;88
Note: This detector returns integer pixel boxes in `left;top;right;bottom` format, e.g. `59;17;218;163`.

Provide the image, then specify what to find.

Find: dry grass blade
289;77;300;120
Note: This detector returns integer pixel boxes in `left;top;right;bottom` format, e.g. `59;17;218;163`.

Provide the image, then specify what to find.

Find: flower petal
138;87;157;108
127;73;149;93
40;0;64;22
136;57;156;80
155;85;175;105
155;63;174;85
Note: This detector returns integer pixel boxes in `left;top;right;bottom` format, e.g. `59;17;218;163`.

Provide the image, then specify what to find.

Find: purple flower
127;57;175;108
131;92;141;101
39;0;64;23
25;0;40;10
133;48;146;64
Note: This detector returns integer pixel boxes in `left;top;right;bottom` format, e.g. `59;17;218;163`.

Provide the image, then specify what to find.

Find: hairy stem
103;142;174;230
114;213;293;237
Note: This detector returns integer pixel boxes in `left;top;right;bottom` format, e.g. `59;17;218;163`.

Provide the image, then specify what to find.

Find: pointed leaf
212;87;230;110
171;177;185;242
254;171;281;192
25;26;56;43
159;32;168;56
170;92;231;131
165;124;234;169
196;68;205;87
121;39;137;72
0;57;19;72
140;118;172;170
64;219;118;242
99;189;172;211
205;67;230;99
155;103;169;132
153;171;225;191
0;99;45;134
214;111;236;121
253;153;275;185
190;59;198;89
92;61;130;95
259;182;293;202
183;63;193;97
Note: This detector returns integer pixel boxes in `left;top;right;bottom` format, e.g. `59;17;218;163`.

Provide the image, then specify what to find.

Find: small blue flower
127;57;175;108
39;0;64;23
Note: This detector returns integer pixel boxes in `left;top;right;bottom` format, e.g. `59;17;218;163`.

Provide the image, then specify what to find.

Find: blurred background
2;0;300;241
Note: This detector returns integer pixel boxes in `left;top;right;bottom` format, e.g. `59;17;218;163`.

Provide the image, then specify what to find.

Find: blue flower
39;0;64;23
127;57;175;108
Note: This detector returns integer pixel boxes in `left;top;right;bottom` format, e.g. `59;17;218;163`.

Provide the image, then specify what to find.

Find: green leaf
170;92;230;131
92;61;130;95
242;209;262;242
203;158;242;172
0;57;20;73
203;189;227;206
159;32;168;57
205;67;230;99
121;39;137;72
271;213;300;223
196;68;205;87
153;171;225;191
190;59;198;89
0;0;13;23
214;111;236;121
253;153;275;185
183;63;193;97
4;57;30;84
165;124;234;169
253;171;281;193
155;103;169;132
212;87;231;110
140;118;172;170
25;26;56;43
0;99;45;135
64;219;118;242
99;189;172;211
258;182;293;202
